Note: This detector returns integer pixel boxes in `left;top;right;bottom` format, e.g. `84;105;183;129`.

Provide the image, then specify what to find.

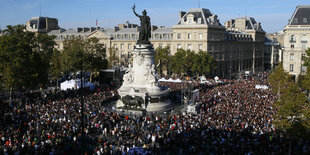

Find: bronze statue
132;4;151;44
122;95;144;109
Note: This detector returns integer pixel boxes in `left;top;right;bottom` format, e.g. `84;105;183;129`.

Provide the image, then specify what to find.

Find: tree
61;38;108;83
299;48;310;95
155;47;171;76
170;49;187;75
170;49;215;76
50;49;63;90
270;61;310;144
108;47;119;68
0;25;55;99
84;37;108;82
269;63;290;100
34;33;56;87
191;51;215;76
62;38;86;78
273;81;309;139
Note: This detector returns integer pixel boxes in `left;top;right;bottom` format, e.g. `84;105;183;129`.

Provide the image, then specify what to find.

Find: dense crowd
1;74;310;154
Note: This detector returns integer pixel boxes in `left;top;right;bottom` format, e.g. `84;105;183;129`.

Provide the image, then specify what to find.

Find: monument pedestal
116;44;172;112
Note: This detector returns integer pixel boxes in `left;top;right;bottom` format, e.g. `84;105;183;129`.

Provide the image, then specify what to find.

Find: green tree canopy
273;81;309;138
0;25;55;91
191;50;215;76
170;49;215;76
62;38;86;75
61;37;108;79
84;37;108;72
270;62;310;138
155;46;171;76
108;47;119;68
50;49;63;89
269;63;290;100
299;48;310;94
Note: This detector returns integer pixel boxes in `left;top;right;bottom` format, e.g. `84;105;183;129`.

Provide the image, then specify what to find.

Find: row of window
290;43;308;49
292;18;308;24
289;53;306;61
289;35;308;43
152;33;172;40
120;53;131;59
113;44;132;50
114;33;175;40
55;34;86;40
177;33;203;40
115;34;137;40
176;44;203;50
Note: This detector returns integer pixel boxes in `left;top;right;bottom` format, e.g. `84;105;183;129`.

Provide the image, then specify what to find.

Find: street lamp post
230;54;232;80
80;56;84;135
80;69;84;134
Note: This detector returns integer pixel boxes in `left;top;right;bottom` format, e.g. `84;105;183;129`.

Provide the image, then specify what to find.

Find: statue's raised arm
132;4;140;17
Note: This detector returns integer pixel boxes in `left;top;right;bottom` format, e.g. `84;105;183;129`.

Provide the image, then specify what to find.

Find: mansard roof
176;8;221;26
226;17;264;31
114;28;138;34
288;5;310;25
152;27;172;33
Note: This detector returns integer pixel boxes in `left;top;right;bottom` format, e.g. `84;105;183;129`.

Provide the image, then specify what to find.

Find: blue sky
0;0;308;33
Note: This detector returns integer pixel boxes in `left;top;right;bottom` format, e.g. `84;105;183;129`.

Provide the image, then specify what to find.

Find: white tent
60;79;76;90
158;78;182;83
167;78;174;82
60;79;96;90
158;78;167;82
174;78;182;83
255;85;269;90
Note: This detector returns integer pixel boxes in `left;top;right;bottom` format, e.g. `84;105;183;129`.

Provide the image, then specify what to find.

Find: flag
96;19;98;26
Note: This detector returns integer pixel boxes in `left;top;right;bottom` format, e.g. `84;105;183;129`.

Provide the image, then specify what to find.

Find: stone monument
116;5;171;112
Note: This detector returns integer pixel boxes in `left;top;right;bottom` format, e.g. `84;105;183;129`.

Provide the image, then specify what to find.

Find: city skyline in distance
0;0;309;33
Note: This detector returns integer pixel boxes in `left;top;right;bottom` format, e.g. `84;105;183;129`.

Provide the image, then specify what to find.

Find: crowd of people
1;74;310;154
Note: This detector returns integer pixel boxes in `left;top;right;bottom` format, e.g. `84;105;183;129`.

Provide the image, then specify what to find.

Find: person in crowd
1;72;309;154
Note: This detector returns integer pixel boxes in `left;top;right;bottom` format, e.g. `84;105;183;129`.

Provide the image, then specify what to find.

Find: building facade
26;17;59;33
264;33;282;70
48;27;97;50
48;8;266;78
283;5;310;80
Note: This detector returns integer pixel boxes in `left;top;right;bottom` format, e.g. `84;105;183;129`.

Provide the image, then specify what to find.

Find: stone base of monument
116;99;172;113
115;44;173;113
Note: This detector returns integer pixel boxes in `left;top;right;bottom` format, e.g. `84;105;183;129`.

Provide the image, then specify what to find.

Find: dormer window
303;18;308;23
185;14;195;24
293;18;298;24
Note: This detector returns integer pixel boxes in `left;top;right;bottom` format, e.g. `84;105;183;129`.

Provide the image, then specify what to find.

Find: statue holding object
132;4;151;44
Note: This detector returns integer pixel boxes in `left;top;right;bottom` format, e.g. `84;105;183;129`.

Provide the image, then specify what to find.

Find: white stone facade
117;44;171;112
283;5;310;79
